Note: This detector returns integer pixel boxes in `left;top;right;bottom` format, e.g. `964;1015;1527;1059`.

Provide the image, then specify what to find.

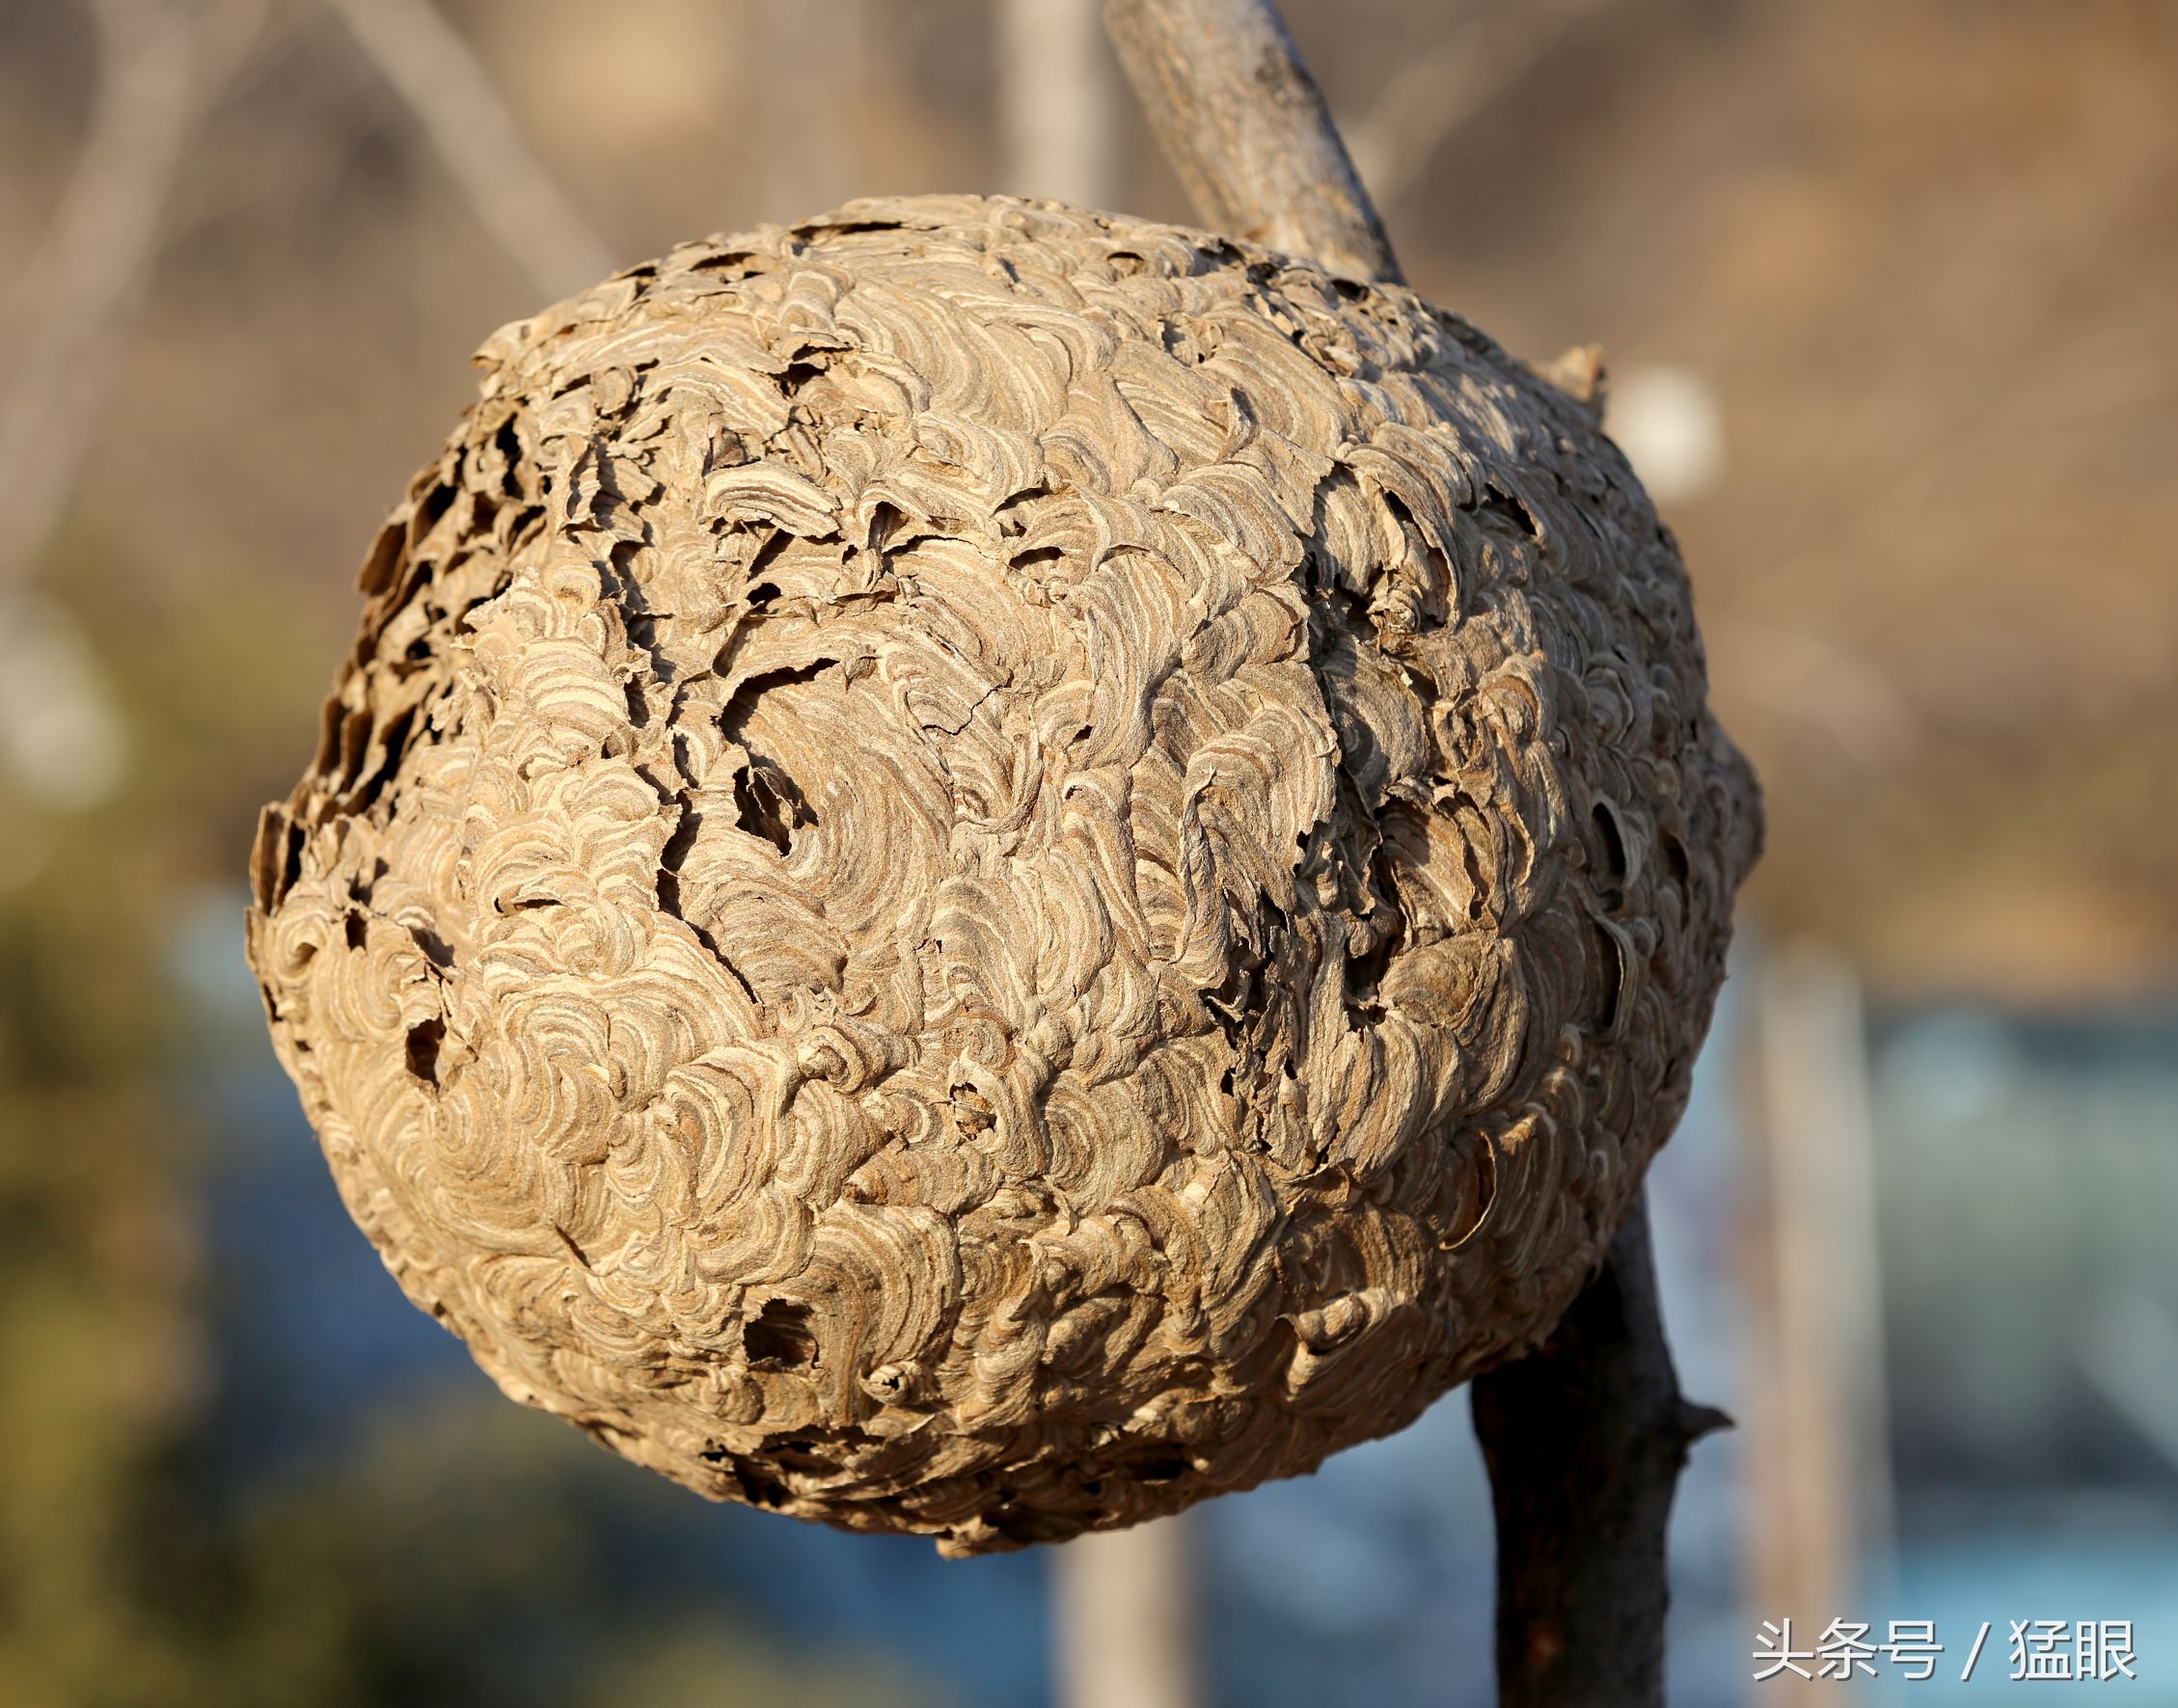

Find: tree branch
1101;0;1402;284
322;0;614;301
1471;1200;1726;1707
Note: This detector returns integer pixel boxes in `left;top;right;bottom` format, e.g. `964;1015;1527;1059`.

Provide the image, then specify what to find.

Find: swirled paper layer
247;196;1758;1555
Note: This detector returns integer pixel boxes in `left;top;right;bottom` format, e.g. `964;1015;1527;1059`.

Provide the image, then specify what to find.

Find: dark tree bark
1103;8;1722;1701
1471;1201;1729;1707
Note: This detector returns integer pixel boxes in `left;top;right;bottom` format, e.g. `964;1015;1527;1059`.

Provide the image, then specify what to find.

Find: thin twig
0;0;264;608
1346;0;1618;212
322;0;614;301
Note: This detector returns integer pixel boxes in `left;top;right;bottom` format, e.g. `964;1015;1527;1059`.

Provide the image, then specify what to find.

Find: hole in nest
493;418;525;494
732;762;811;857
411;478;456;541
745;1299;818;1369
1478;483;1541;540
774;1438;840;1475
1663;832;1691;891
404;1018;445;1086
734;1466;791;1508
344;913;368;950
1342;910;1397;1025
864;499;906;555
742;530;792;609
1592;921;1624;1033
994;1509;1072;1545
349;706;415;812
276;819;305;901
1130;1457;1189;1484
721;663;830;857
1591;800;1629;898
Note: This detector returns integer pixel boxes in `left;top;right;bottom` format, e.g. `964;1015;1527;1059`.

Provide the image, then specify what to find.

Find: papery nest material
248;196;1759;1556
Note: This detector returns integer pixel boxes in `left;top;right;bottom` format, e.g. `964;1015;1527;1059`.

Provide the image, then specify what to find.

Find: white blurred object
1741;940;1898;1647
1608;364;1726;505
0;595;129;812
1054;1513;1202;1708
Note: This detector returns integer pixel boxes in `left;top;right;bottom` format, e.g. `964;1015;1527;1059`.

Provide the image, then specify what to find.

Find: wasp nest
248;195;1757;1555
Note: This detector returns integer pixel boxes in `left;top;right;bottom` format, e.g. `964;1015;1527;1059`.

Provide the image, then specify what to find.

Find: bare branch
1102;0;1402;284
322;0;615;301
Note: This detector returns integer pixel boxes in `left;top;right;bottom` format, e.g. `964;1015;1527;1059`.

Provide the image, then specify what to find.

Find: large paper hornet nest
248;196;1757;1555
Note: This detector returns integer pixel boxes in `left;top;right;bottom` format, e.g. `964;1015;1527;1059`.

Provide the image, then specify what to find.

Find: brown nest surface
248;195;1757;1555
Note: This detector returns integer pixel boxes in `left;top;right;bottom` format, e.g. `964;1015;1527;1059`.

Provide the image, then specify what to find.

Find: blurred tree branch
1000;0;1123;211
322;0;615;300
0;0;265;611
1346;0;1617;211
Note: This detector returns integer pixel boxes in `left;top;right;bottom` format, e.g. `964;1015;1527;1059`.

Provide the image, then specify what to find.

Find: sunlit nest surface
247;195;1758;1555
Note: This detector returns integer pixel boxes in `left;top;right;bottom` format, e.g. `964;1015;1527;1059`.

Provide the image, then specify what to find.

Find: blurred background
1;0;2173;1702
